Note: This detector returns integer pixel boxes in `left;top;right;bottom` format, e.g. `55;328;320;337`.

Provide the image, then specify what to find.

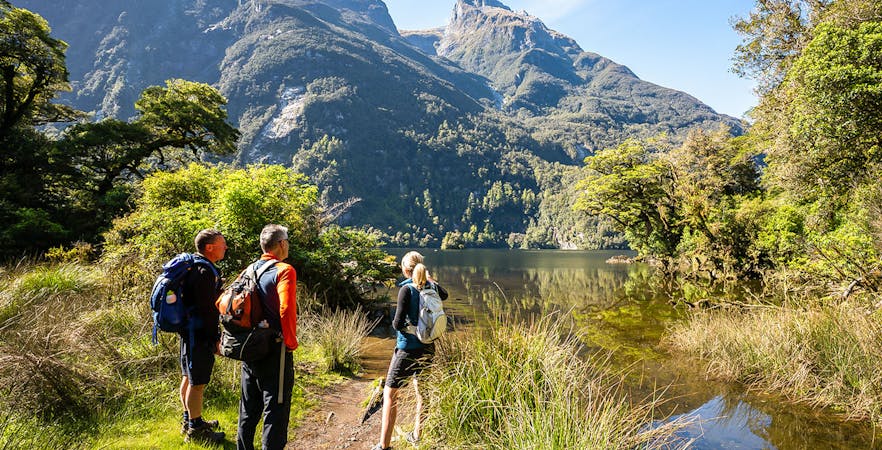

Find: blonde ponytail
412;263;428;289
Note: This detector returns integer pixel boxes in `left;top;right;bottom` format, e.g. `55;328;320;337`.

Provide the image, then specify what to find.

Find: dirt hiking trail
286;376;419;450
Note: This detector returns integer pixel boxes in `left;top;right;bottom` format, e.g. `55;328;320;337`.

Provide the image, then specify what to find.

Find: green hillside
16;0;740;248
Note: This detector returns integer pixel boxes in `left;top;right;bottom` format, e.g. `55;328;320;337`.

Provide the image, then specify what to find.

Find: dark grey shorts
384;347;433;389
180;335;216;386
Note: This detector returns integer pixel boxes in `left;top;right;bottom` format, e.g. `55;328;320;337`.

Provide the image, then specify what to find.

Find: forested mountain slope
19;0;741;248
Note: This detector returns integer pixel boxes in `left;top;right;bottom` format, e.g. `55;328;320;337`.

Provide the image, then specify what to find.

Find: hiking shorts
384;346;433;389
180;335;216;386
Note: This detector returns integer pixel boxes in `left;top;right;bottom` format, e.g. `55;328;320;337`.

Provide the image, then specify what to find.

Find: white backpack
407;284;447;343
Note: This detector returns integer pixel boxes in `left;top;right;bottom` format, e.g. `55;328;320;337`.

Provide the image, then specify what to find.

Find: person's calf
185;383;207;418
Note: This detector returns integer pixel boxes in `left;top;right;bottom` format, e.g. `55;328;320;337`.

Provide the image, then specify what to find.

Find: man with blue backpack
173;229;227;443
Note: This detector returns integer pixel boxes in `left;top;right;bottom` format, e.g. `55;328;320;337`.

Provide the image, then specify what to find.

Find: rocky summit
19;0;741;248
422;0;739;134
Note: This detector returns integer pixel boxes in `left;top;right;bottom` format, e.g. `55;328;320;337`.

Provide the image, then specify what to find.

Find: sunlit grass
13;262;100;296
91;373;239;450
0;262;102;326
299;304;379;374
0;413;85;449
422;316;689;449
0;259;377;448
667;303;882;424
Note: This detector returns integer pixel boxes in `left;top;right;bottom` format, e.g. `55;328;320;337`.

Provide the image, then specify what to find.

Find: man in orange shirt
236;224;298;450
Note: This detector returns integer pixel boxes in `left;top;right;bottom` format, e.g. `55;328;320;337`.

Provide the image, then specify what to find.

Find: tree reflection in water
394;249;881;450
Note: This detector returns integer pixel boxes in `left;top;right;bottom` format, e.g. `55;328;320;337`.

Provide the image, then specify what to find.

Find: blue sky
383;0;758;118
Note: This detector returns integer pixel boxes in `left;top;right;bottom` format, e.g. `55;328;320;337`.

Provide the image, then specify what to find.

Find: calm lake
364;249;879;449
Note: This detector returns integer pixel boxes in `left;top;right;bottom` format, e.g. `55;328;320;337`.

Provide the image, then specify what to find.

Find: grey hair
260;224;289;252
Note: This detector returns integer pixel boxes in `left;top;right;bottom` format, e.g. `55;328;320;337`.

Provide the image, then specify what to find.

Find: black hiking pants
236;343;294;450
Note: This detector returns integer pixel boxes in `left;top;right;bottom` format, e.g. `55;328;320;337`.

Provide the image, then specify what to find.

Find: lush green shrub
751;184;882;290
103;163;396;306
45;242;96;264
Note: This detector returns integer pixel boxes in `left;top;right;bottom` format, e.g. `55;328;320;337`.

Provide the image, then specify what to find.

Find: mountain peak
457;0;511;10
303;0;397;33
432;0;738;135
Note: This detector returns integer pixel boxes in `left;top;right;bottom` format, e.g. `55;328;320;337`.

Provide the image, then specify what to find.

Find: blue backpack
149;253;219;344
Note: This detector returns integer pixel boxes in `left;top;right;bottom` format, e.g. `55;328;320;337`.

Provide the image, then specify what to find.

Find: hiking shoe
405;431;419;446
181;418;219;435
186;422;225;444
370;444;391;450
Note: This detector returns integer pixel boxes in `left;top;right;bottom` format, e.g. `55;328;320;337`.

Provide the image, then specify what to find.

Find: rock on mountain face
18;0;741;248
25;0;237;120
399;27;444;55
407;0;741;146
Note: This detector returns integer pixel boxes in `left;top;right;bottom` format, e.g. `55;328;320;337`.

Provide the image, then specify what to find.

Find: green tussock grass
0;262;102;326
667;303;882;423
422;316;689;449
0;259;376;449
298;305;379;374
13;263;100;296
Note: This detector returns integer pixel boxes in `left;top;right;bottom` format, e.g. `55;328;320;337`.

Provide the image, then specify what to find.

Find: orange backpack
216;259;278;330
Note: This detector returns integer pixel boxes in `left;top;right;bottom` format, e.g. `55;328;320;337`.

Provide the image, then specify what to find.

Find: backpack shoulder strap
404;283;421;327
192;254;220;278
249;259;279;327
254;259;279;280
192;254;221;289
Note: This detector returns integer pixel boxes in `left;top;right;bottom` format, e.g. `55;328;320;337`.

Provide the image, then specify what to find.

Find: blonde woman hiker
372;251;448;450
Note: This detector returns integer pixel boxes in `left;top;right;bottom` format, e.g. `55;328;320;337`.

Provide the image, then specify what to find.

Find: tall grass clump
0;262;124;449
423;317;687;449
0;412;83;449
298;304;379;373
667;304;882;423
13;263;99;296
0;262;101;326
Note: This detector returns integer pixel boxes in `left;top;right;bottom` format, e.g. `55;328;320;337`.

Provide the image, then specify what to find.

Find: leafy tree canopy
575;128;763;276
772;21;882;198
574;138;682;261
134;78;240;158
59;80;240;194
36;79;240;249
0;4;79;137
732;0;830;95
